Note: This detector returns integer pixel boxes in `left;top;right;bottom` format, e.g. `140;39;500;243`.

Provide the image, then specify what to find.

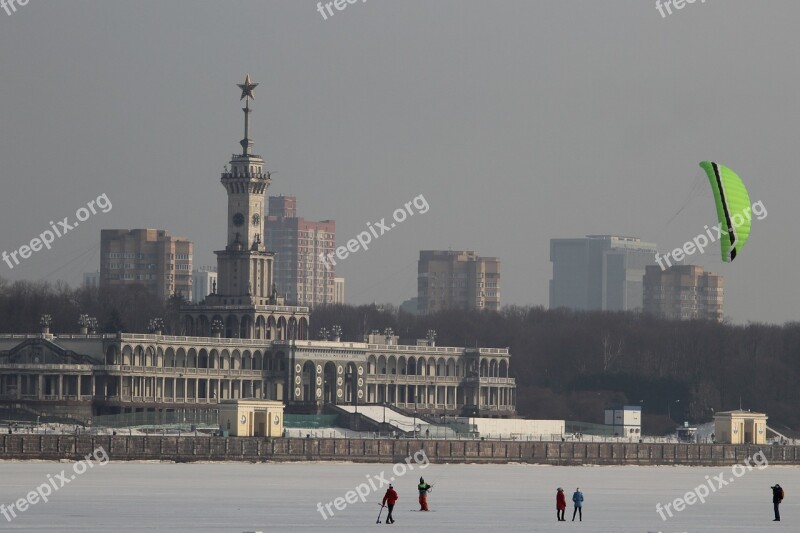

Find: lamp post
639;399;645;437
668;399;680;422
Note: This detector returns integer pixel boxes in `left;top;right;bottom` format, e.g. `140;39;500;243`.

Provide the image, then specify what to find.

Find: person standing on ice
571;488;583;521
771;484;784;521
556;488;566;521
381;484;398;524
417;477;432;511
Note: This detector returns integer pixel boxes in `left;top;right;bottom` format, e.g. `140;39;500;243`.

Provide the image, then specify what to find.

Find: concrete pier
1;435;798;466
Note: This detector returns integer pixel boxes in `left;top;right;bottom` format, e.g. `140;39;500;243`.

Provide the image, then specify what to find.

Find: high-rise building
333;277;345;304
549;235;657;311
417;250;500;313
83;271;100;289
100;229;192;300
192;267;218;304
400;297;420;315
643;264;724;321
264;195;335;307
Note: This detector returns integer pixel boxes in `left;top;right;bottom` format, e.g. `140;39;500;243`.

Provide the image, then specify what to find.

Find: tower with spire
182;75;310;340
215;74;273;302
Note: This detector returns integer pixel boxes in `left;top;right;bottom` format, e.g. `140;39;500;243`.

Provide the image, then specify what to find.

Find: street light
668;400;680;422
639;399;645;436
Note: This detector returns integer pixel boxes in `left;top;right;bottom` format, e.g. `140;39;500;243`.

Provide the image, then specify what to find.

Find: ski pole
376;504;385;523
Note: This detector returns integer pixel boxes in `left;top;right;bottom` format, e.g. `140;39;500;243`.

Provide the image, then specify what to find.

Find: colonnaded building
0;76;516;422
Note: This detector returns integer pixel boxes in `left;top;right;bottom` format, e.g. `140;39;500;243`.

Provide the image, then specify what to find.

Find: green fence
283;414;340;428
92;410;219;429
565;420;615;437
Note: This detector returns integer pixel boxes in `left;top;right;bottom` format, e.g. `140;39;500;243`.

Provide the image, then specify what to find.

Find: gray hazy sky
1;1;798;324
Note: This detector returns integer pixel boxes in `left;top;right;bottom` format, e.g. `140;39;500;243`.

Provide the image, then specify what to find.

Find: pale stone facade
713;410;768;444
218;399;284;437
0;77;515;422
0;331;515;420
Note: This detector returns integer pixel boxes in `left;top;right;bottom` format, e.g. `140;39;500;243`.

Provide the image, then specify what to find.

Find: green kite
699;161;752;262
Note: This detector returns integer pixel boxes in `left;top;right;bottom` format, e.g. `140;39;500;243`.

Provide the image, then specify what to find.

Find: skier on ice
418;477;432;511
381;484;398;524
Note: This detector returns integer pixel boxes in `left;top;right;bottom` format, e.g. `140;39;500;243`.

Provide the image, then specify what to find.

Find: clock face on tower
233;213;245;227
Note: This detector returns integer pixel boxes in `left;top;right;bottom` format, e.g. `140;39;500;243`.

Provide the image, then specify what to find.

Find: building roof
714;409;768;417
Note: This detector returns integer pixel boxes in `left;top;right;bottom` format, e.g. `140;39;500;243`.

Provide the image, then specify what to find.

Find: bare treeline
313;304;800;432
2;279;798;431
0;278;183;336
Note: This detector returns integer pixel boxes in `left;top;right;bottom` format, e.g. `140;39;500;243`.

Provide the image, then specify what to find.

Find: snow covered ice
0;461;796;531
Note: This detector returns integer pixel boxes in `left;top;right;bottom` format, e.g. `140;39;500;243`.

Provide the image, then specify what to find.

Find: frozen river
0;459;796;532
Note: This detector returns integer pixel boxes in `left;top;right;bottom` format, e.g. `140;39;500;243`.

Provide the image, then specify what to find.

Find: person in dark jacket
772;484;784;521
572;488;584;521
418;477;432;511
382;484;398;524
556;488;566;521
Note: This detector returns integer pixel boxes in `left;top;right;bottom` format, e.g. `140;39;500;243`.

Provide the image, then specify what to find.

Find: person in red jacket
556;488;566;521
382;484;398;524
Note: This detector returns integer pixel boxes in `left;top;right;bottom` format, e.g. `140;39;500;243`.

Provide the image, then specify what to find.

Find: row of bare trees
312;304;800;432
2;278;798;431
0;278;183;336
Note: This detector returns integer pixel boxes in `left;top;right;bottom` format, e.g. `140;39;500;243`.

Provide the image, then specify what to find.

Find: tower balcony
221;171;270;180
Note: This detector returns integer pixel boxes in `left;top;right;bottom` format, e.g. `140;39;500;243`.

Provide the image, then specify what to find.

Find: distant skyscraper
549;235;657;311
333;277;345;304
417;250;500;313
83;271;100;289
643;265;723;321
264;195;335;307
192;267;218;304
100;229;193;300
400;297;420;315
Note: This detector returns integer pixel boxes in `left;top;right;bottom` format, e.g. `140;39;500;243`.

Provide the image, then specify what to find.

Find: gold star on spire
237;74;258;101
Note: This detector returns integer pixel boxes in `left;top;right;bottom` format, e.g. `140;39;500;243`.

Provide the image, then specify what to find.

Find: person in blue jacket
572;488;584;521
